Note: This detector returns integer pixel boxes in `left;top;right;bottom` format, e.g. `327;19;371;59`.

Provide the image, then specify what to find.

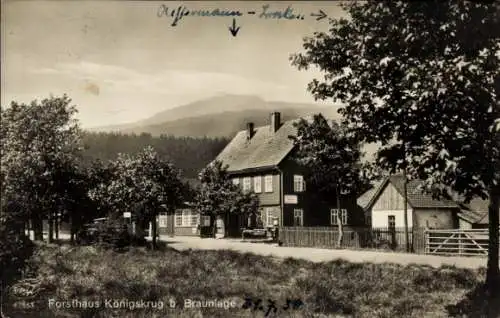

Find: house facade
357;175;460;230
214;112;364;233
154;202;211;237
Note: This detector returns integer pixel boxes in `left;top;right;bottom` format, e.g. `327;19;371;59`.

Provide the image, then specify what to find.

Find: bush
95;219;131;250
0;215;35;290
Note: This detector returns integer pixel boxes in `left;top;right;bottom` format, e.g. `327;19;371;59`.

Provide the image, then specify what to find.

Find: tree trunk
152;213;158;250
54;211;59;241
336;186;343;248
402;170;410;252
48;210;54;243
32;214;43;241
210;215;216;238
486;185;500;295
225;212;230;237
69;214;75;244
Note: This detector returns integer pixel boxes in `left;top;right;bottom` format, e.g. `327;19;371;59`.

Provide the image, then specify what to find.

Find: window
191;214;199;226
265;208;275;227
175;209;198;227
243;177;252;192
293;209;304;226
159;213;168;228
232;178;240;186
175;212;182;227
201;215;211;227
388;215;396;230
254;176;262;193
330;209;348;225
264;175;273;192
293;175;305;192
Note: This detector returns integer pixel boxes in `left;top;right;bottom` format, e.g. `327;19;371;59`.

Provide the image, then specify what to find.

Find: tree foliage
291;114;372;199
290;114;372;246
1;95;83;241
292;0;499;292
88;146;185;248
194;161;259;236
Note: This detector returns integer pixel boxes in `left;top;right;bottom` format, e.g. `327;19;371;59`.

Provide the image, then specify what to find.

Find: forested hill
81;132;229;179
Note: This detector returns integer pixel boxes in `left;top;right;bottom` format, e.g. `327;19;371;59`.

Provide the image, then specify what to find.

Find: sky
1;1;347;128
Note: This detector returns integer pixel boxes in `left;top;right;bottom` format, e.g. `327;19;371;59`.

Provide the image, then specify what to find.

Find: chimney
246;122;255;140
270;112;281;133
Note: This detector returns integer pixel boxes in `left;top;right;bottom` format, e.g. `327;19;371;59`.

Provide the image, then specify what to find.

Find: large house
214;112;364;234
357;175;461;230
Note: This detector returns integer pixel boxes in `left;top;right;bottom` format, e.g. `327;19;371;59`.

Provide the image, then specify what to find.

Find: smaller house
155;202;211;237
458;198;493;229
358;175;461;230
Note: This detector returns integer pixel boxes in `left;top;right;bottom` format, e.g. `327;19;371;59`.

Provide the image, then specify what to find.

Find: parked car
75;223;100;245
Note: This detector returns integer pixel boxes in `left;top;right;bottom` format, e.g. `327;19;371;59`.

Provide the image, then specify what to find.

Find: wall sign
284;195;298;204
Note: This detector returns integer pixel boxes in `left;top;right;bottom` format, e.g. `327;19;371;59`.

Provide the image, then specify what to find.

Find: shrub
95;219;131;250
0;215;35;297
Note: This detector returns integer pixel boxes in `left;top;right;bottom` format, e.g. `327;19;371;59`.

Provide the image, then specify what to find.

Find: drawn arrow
228;18;240;37
311;9;327;21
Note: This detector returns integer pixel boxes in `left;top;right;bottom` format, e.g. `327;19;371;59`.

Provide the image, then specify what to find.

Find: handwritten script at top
157;4;306;27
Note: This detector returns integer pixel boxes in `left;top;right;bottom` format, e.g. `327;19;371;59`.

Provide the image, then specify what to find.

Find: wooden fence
279;226;427;253
425;229;490;256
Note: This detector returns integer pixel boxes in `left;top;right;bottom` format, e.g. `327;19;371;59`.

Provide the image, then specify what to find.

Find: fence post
425;230;429;254
458;232;463;256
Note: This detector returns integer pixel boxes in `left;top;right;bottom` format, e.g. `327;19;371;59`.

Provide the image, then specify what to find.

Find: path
161;235;487;269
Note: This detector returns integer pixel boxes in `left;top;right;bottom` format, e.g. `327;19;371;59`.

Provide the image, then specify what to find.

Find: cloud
30;61;297;100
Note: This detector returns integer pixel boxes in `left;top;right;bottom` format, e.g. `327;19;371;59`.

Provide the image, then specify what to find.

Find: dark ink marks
259;5;299;20
228;18;240;37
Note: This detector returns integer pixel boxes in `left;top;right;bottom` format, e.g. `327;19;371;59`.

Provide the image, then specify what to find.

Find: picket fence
279;226;426;253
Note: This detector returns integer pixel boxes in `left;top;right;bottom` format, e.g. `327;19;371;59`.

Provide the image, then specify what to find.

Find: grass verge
3;242;498;318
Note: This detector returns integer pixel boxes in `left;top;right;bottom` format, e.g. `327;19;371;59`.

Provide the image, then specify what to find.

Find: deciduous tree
1;95;82;242
194;161;259;237
292;1;499;292
290;114;371;246
88;146;184;249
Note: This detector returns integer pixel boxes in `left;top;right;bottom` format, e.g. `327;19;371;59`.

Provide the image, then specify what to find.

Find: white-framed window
254;176;262;193
330;209;348;225
191;214;200;226
175;209;198;227
243;177;252;192
201;215;211;227
293;209;304;226
264;175;273;192
293;175;305;192
265;207;274;227
232;178;240;186
175;212;182;227
159;213;168;228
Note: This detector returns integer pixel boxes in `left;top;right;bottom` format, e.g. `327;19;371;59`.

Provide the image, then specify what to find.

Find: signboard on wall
284;195;298;204
123;212;131;218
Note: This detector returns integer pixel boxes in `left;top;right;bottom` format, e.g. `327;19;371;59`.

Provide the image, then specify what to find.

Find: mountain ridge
88;94;342;138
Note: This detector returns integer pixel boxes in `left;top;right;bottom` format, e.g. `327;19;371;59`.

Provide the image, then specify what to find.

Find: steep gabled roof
357;175;460;211
215;117;310;173
357;179;385;210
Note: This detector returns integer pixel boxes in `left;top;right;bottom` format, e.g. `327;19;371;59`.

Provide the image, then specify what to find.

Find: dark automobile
75;218;108;245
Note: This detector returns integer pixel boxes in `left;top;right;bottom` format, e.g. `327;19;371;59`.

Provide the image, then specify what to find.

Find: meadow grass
3;242;498;317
